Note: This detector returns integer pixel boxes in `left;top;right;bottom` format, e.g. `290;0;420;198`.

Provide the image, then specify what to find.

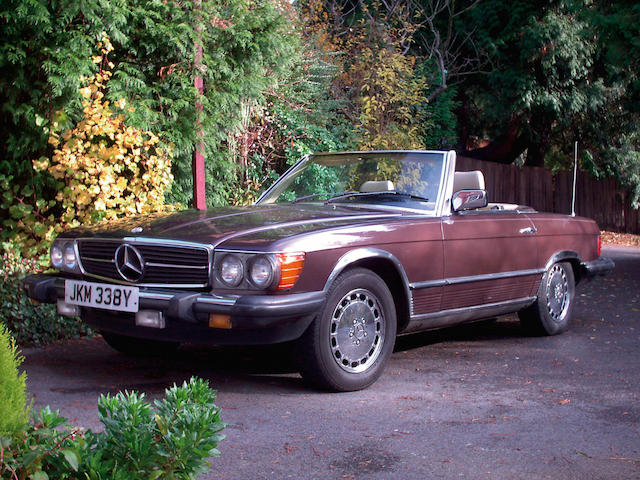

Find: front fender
323;248;411;294
322;248;414;330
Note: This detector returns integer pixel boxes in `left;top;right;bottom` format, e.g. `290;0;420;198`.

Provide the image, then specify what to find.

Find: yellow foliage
300;1;427;150
355;45;427;150
29;33;175;240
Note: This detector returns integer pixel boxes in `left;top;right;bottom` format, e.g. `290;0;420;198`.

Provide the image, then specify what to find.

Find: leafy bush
224;47;355;203
1;0;297;238
2;34;176;257
0;323;29;436
0;244;90;346
0;407;83;480
0;378;226;480
94;378;226;478
38;37;175;225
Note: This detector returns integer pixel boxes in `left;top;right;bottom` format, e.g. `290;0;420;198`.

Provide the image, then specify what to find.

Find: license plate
64;280;139;313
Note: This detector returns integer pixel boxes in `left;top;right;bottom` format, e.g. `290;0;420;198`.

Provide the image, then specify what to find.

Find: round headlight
219;254;244;287
250;256;275;289
50;244;63;269
63;244;77;269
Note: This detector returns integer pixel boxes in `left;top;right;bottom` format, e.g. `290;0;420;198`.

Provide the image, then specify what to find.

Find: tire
101;331;180;357
518;262;575;336
296;268;397;392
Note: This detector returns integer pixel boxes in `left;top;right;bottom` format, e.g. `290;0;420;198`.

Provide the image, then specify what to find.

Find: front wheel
518;262;575;336
296;268;397;391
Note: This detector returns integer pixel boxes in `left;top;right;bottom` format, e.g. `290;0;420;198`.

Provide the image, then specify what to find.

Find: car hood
62;204;403;248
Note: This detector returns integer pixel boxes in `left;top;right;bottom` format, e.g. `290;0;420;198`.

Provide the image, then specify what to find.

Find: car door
441;212;541;312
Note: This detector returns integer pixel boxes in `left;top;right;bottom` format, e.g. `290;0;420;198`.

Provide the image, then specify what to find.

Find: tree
298;0;429;150
0;0;297;252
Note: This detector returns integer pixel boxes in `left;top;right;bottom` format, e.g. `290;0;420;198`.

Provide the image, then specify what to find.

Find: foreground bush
0;244;90;346
0;377;226;479
0;323;30;436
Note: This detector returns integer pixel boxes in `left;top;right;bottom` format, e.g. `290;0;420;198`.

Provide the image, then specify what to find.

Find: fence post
192;0;206;210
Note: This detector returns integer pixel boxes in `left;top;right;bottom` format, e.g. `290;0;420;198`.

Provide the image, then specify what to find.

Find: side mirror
452;189;488;212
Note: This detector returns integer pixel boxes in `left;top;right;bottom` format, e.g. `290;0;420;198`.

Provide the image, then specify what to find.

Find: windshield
257;151;447;213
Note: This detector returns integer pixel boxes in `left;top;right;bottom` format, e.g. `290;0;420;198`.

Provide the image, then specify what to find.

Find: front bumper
580;256;615;279
23;274;325;345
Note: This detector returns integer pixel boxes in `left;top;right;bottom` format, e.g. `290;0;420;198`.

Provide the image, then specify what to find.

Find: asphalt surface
21;246;640;479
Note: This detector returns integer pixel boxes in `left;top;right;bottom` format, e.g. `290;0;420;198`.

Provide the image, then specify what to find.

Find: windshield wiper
325;191;429;204
392;191;430;202
292;191;358;204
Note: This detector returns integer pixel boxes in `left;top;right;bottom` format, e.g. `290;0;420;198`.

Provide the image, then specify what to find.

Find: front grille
77;240;210;287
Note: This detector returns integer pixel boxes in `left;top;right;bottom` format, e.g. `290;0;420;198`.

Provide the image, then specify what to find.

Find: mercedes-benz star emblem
115;244;145;282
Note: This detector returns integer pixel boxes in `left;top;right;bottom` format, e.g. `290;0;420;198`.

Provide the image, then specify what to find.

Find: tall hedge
0;0;296;254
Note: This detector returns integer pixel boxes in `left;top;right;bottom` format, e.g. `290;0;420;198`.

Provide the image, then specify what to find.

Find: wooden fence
456;156;640;234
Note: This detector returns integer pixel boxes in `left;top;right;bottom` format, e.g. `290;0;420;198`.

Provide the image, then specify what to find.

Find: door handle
519;227;537;235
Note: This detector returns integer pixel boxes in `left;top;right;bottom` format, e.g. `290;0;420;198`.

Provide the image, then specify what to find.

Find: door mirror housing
452;189;488;212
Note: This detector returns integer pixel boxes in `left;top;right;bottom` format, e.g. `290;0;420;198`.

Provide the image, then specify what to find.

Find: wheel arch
544;250;584;284
324;248;412;332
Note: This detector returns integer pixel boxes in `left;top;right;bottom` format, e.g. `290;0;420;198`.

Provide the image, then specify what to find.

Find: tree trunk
463;117;528;164
455;92;470;153
523;121;550;167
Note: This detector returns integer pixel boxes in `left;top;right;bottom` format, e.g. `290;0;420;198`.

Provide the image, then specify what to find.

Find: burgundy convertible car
24;150;613;391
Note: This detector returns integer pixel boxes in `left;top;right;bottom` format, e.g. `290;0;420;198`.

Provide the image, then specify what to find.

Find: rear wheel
518;262;575;336
101;331;180;357
297;268;397;391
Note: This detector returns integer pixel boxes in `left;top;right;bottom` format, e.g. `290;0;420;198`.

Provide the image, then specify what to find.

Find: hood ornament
131;226;143;233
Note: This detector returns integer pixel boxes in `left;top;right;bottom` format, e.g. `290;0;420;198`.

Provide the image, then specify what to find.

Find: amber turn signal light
276;252;305;290
209;314;232;329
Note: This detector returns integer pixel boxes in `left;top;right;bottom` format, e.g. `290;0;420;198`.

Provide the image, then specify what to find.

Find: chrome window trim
436;150;457;217
322;202;439;216
256;150;452;214
409;268;545;290
256;154;310;204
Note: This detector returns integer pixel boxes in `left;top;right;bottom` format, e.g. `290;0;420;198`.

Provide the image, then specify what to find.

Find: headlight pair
50;239;81;273
219;254;277;289
215;252;305;291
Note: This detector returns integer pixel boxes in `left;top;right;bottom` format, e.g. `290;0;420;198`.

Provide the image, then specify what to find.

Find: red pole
192;4;206;210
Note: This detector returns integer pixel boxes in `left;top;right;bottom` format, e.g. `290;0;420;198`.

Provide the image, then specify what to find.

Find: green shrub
93;378;226;479
0;378;226;480
0;323;29;436
0;243;90;346
0;407;83;480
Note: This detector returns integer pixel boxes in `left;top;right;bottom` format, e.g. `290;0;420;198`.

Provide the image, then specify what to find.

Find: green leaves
0;405;83;480
1;244;90;346
0;323;29;437
93;377;226;479
0;377;225;479
1;0;297;249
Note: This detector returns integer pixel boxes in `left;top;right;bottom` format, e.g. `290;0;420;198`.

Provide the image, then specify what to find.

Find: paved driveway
22;246;640;479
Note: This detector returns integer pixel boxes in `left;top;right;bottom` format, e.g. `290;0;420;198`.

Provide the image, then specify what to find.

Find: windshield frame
256;150;456;216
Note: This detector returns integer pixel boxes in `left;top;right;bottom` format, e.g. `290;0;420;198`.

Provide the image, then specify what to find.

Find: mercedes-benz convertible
24;150;614;391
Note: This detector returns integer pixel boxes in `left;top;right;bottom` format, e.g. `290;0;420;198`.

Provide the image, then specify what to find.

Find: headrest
360;180;395;193
453;171;485;192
